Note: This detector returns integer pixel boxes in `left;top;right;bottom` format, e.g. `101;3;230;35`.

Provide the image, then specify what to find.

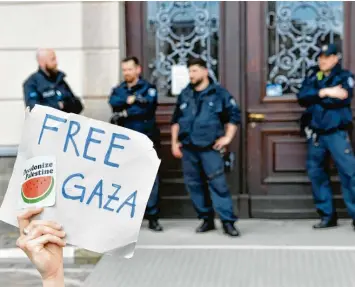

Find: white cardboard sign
0;105;160;257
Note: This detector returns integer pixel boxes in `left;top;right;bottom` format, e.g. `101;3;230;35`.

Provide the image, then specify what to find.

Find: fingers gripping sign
16;207;66;283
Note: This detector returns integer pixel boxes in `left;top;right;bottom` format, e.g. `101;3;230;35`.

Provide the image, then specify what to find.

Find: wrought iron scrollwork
147;1;219;97
267;1;344;95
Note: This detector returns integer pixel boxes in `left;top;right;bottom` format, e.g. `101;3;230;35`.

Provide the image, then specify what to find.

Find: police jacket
171;81;241;148
23;69;83;114
109;78;158;139
297;64;354;134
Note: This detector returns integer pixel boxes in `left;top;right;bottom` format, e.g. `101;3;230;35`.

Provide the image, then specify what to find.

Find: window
146;1;220;99
266;1;344;96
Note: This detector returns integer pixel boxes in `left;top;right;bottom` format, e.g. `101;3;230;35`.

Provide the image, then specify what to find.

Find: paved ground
0;222;95;286
87;219;355;287
0;262;94;287
86;249;355;287
1;219;355;287
0;221;17;249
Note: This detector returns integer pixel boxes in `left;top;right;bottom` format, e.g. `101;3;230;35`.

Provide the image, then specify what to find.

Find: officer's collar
316;63;342;79
327;63;342;77
38;67;65;82
189;77;216;95
122;77;146;90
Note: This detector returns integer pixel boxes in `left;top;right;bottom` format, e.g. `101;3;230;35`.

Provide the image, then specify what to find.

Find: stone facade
0;1;126;146
0;1;126;197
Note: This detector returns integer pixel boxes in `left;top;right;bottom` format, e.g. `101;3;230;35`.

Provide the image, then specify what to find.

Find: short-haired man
171;58;241;237
297;44;355;229
109;56;163;232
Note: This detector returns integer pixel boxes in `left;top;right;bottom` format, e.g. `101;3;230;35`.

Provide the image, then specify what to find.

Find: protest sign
0;105;160;257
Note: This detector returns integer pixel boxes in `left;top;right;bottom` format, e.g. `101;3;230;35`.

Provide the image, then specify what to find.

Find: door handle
248;113;265;122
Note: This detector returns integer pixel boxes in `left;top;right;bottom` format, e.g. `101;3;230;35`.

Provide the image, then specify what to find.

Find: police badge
148;88;157;97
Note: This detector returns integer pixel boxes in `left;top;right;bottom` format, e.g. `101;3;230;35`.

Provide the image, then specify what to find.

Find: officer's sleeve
343;74;354;99
61;81;84;114
109;87;127;109
171;93;182;125
23;78;40;110
297;76;321;107
221;89;241;125
62;81;76;99
135;86;158;107
126;86;158;117
320;74;354;108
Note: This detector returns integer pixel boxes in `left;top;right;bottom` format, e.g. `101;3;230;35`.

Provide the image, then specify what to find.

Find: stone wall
0;1;126;199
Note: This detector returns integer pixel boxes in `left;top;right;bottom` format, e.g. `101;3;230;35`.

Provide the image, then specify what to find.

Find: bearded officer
171;58;241;237
109;56;163;232
23;48;83;114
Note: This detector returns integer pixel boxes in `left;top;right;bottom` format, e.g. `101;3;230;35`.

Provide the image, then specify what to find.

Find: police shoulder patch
29;92;38;98
180;102;187;110
230;98;237;106
148;88;157;97
348;77;354;88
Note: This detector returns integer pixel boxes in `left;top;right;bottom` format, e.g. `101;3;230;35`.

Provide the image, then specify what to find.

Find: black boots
222;222;240;237
313;217;338;229
196;219;240;237
196;219;216;233
148;219;163;232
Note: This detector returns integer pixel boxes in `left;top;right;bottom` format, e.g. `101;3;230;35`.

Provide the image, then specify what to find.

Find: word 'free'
38;114;130;169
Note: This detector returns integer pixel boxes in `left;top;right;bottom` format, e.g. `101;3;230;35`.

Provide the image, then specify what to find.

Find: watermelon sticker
19;156;56;208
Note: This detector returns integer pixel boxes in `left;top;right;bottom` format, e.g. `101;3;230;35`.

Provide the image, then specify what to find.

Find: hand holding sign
16;208;65;285
0;105;160;256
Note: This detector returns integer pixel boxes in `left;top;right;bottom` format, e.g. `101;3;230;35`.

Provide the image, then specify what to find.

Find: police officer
109;56;163;232
297;44;355;230
171;58;240;237
23;49;83;114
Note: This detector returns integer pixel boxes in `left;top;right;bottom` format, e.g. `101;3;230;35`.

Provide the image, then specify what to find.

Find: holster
299;111;312;137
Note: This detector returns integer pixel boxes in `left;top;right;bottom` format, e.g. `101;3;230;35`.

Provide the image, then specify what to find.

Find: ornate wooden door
245;1;355;218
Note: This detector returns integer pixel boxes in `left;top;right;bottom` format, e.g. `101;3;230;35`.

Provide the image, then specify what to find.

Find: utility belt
110;110;153;125
299;104;352;138
304;123;353;144
182;143;235;173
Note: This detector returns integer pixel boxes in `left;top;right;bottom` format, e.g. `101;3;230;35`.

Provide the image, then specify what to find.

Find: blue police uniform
298;63;355;223
23;69;83;114
109;78;160;218
171;81;240;223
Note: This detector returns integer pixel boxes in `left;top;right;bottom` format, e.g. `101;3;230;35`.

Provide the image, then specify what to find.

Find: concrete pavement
85;219;355;287
0;264;94;287
2;218;354;252
1;219;355;286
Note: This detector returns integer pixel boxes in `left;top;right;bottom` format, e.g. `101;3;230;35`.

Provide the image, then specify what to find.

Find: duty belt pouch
222;150;235;173
299;111;312;137
345;124;353;141
109;113;125;126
